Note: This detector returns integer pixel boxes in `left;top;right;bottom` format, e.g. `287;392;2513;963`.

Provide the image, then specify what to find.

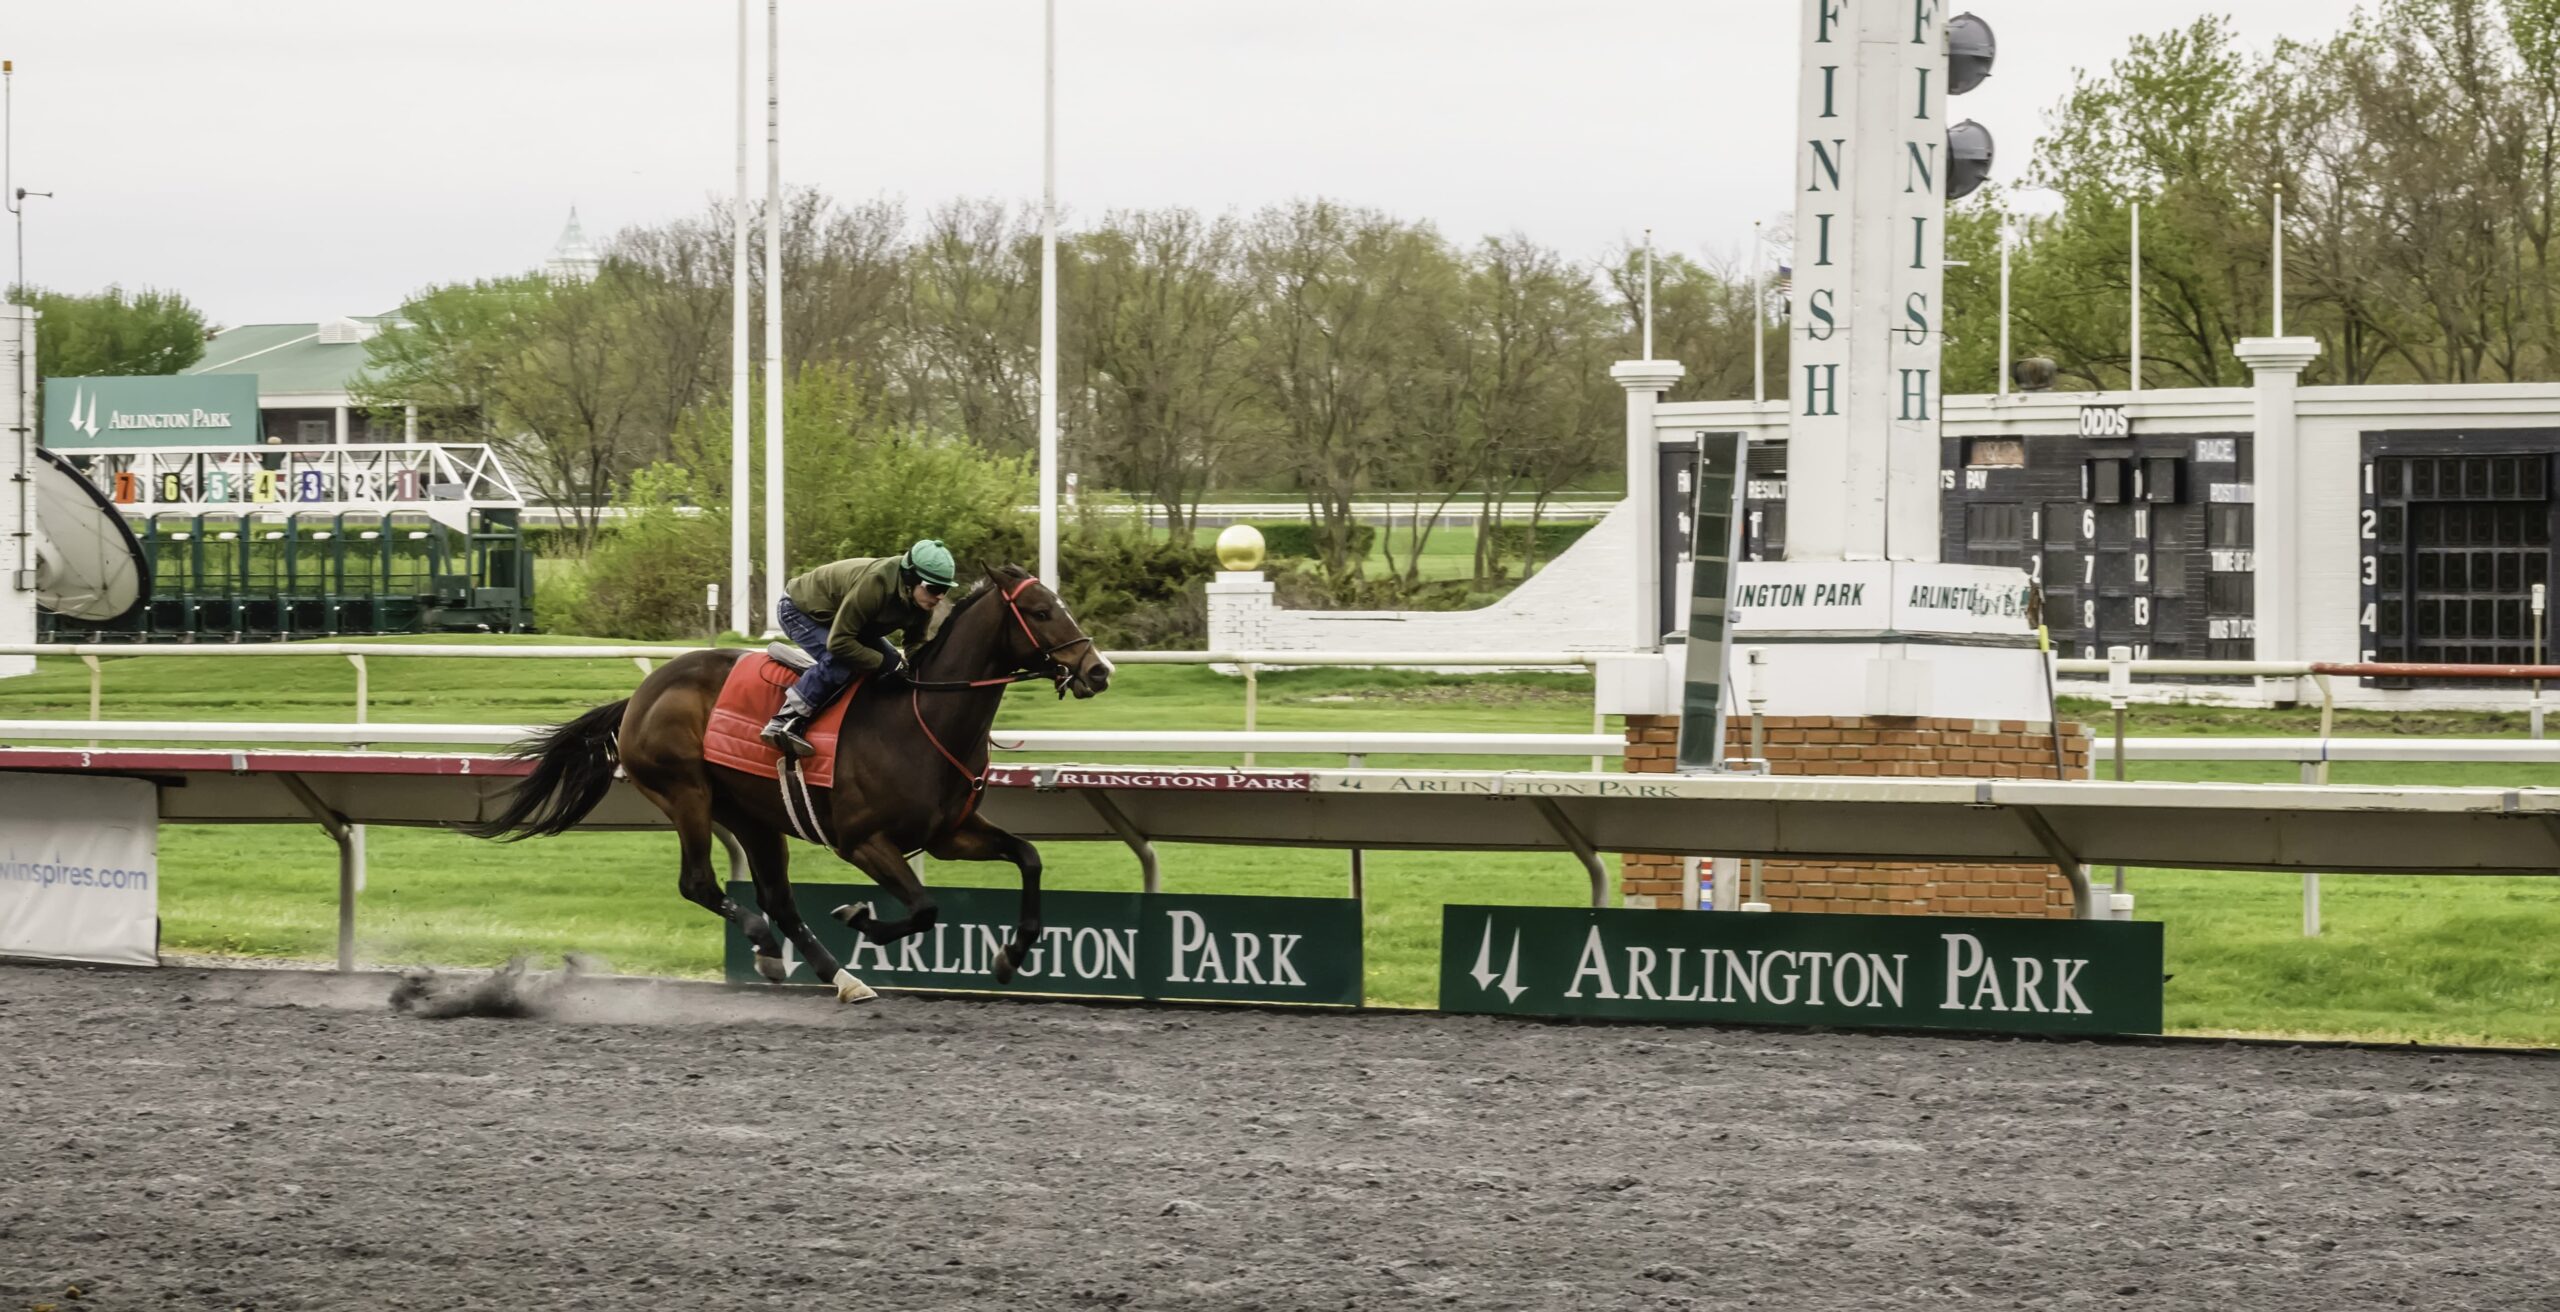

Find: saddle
702;647;864;791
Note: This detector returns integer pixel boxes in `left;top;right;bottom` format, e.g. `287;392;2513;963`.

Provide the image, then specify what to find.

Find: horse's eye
1032;609;1054;622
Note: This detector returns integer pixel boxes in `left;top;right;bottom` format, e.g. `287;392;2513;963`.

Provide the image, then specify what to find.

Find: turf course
2;638;2554;1047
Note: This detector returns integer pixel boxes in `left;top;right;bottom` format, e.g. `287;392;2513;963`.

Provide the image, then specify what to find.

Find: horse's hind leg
829;833;939;948
732;821;874;1004
926;817;1042;984
637;779;785;972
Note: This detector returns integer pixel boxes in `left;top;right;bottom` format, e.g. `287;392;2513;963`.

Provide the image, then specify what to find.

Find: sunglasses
921;582;950;597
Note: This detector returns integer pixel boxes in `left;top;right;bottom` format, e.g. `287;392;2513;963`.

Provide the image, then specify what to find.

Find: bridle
904;574;1098;828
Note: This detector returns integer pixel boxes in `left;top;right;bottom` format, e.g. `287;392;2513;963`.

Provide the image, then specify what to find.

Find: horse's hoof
989;946;1021;985
830;902;873;930
753;953;790;983
831;969;877;1004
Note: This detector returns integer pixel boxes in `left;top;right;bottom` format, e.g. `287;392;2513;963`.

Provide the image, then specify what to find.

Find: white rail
10;720;2560;769
0;644;1602;665
2095;737;2560;764
0;721;1626;757
0;643;698;660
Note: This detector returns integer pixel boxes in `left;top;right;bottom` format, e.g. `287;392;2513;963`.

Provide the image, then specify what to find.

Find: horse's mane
911;564;1030;664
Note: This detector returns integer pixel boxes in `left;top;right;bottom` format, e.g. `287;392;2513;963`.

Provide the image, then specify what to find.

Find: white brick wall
1207;504;1641;660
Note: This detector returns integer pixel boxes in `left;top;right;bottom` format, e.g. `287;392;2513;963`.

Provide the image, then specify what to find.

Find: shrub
1059;509;1217;649
1252;522;1376;561
566;465;727;639
1484;520;1596;565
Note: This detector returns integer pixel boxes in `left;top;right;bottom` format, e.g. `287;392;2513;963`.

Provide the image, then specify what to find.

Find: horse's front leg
925;816;1043;984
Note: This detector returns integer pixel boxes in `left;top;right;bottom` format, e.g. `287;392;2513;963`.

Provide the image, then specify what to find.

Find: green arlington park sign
1440;906;2164;1035
724;882;1362;1006
44;375;263;449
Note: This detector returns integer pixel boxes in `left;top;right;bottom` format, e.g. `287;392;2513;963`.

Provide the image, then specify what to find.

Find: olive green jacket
784;556;947;672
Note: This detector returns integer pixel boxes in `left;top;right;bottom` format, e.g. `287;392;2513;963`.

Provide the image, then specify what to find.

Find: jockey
760;539;959;759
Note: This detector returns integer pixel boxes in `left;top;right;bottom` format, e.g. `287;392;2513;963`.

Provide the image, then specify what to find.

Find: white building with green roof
179;313;413;446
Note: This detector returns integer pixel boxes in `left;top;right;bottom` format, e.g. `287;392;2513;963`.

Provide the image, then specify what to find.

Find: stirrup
761;716;815;760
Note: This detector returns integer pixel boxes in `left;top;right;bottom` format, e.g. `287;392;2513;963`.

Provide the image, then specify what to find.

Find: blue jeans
777;599;855;710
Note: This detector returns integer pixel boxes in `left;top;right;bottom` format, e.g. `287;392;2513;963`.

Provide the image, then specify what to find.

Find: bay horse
464;565;1113;1003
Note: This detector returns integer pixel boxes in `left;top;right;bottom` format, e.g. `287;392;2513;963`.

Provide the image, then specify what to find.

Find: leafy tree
358;272;664;549
9;283;208;380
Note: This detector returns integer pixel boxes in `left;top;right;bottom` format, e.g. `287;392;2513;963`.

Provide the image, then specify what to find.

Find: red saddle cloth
703;653;862;790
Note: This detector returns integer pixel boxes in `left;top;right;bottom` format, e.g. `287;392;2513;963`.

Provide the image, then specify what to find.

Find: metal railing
0;721;1624;761
0;643;1617;769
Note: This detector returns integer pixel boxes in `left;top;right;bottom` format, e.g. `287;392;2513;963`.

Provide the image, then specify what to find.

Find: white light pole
728;1;751;637
5;58;42;604
1751;220;1766;406
2130;201;2143;392
1037;0;1061;587
1998;221;2012;398
762;0;785;634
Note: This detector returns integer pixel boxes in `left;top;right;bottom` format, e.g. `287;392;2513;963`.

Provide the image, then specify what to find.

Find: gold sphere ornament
1214;523;1267;571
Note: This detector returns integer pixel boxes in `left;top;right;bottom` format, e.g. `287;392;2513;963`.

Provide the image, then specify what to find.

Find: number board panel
2357;431;2560;688
1736;432;2250;664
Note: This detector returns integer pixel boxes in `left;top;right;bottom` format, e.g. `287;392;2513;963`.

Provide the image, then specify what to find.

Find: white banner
0;773;159;967
1732;561;2035;640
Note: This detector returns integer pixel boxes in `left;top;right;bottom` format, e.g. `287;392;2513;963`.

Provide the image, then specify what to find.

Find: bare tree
1066;208;1258;534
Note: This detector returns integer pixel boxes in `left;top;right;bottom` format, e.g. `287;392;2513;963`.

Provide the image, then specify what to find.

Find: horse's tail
461;699;630;841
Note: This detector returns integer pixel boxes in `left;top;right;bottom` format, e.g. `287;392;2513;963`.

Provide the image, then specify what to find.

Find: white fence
8;642;2556;945
10;720;2560;774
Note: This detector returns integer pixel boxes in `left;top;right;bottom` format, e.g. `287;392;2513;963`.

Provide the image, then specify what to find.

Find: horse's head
983;566;1113;699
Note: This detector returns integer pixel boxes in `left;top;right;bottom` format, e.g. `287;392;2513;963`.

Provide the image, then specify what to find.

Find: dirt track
2;962;2554;1311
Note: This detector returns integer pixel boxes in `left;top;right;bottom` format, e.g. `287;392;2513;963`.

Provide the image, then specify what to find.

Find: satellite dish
31;447;151;623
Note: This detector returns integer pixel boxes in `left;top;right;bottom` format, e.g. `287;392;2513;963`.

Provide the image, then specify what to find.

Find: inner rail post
1346;751;1366;900
82;655;101;749
1241;662;1258;768
278;774;356;972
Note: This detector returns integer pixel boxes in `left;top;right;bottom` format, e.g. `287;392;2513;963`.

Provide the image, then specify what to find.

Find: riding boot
760;689;819;759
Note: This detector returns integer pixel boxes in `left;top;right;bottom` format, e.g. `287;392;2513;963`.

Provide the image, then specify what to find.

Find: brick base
1620;714;2091;919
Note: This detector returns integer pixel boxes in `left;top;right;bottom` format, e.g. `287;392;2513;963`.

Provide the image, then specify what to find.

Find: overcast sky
8;1;2368;327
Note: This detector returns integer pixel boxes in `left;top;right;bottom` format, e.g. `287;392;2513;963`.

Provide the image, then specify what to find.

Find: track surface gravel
2;962;2553;1311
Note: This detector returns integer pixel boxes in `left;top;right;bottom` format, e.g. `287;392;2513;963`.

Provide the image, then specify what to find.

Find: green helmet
902;538;958;588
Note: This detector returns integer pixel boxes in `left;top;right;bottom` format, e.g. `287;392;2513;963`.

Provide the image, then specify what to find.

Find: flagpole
1037;0;1061;587
729;0;751;636
2272;186;2286;336
762;0;784;634
1641;228;1654;360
